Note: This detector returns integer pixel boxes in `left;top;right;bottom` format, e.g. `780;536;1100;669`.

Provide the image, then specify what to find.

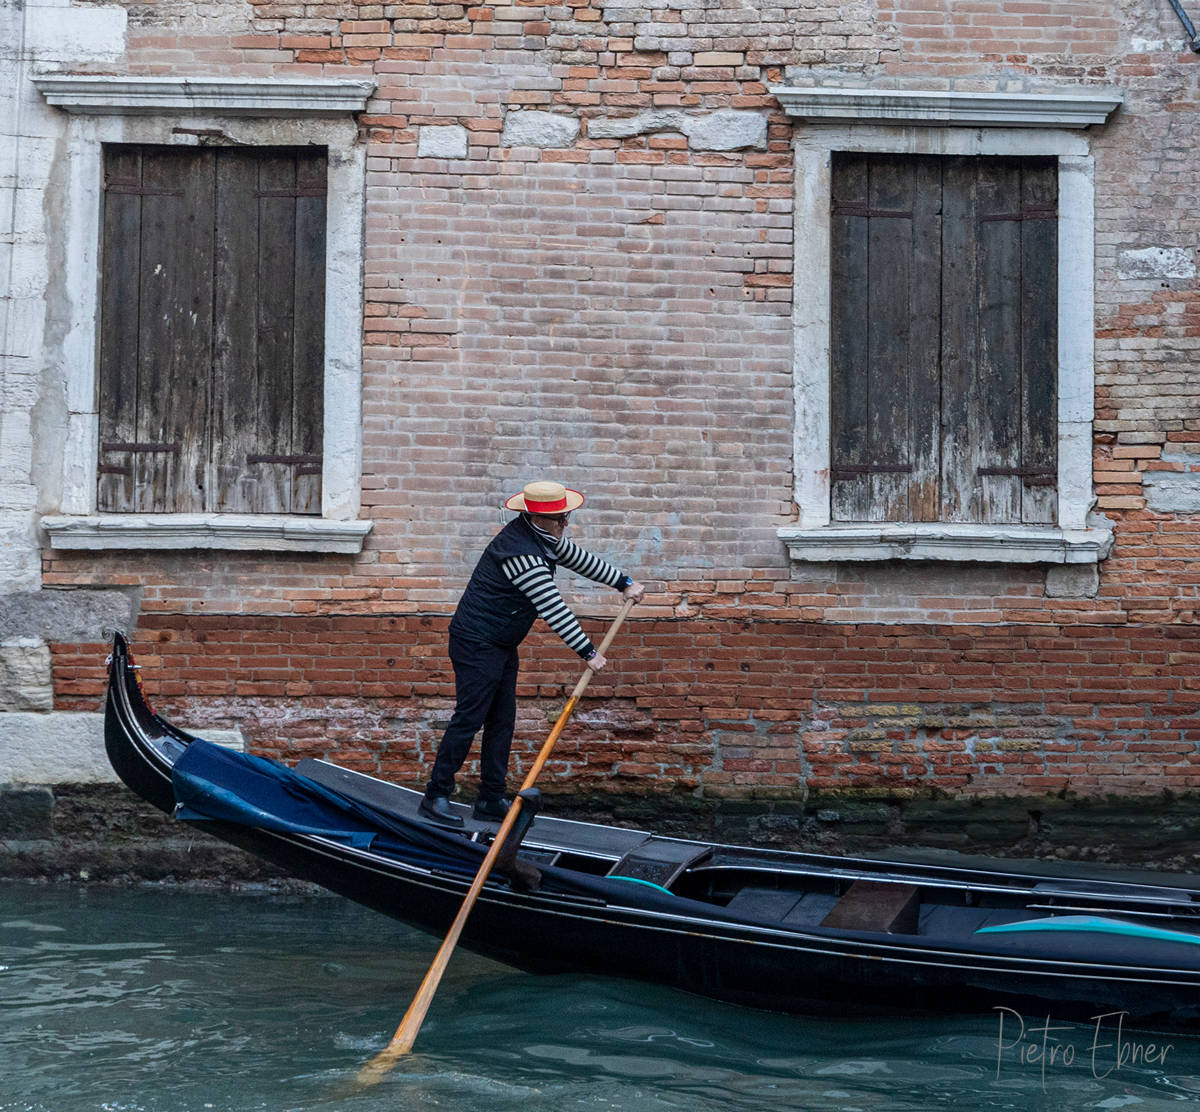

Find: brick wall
54;615;1200;801
883;0;1122;72
34;0;1200;803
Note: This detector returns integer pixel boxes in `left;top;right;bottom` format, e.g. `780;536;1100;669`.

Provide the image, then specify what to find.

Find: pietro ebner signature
994;1007;1173;1090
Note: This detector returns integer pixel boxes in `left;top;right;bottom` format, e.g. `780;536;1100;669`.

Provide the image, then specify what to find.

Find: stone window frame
33;76;375;554
770;86;1123;565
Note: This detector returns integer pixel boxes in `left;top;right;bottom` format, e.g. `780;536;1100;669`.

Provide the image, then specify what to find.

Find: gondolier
419;480;645;828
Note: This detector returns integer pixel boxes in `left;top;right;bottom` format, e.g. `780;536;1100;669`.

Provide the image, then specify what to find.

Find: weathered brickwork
53;616;1200;803
882;0;1121;72
23;0;1200;804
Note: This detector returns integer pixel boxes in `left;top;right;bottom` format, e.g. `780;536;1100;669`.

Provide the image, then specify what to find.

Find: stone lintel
770;85;1123;129
34;75;377;117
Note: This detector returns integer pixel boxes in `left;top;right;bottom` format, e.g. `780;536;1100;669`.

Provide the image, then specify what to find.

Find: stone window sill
42;514;372;554
777;523;1113;565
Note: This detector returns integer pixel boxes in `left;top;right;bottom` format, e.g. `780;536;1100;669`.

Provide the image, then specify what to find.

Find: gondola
105;630;1200;1024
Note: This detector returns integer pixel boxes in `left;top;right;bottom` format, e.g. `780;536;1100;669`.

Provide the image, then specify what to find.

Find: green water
2;882;1200;1111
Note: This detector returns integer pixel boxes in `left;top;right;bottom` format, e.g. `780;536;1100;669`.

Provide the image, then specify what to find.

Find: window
769;86;1122;564
829;153;1057;527
33;75;374;552
98;145;326;515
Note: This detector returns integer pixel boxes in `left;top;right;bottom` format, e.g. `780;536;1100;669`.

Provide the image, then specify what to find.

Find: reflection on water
1;881;1199;1111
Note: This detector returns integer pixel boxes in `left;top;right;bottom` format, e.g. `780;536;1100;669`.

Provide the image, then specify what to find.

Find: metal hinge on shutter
977;466;1056;486
98;442;181;475
831;201;914;219
103;180;185;197
980;206;1056;223
831;464;913;479
247;453;323;476
254;187;327;198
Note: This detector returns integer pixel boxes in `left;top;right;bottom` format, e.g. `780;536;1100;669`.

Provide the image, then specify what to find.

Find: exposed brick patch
55;615;1200;801
880;0;1121;70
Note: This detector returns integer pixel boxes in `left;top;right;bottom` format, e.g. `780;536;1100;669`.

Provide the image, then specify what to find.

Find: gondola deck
103;632;1200;1025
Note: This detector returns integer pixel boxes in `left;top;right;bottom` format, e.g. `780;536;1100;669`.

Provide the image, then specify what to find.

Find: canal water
3;882;1200;1112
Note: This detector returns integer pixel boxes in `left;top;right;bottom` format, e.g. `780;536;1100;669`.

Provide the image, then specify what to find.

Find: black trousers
425;633;520;801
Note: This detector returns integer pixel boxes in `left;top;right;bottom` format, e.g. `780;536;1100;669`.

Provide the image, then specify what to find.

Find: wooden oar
357;595;638;1085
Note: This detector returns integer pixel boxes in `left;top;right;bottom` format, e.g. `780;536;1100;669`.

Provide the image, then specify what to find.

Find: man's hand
586;652;607;672
623;580;645;602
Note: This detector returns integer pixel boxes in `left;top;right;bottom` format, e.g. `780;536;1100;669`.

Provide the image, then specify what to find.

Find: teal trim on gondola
608;875;676;896
977;915;1200;947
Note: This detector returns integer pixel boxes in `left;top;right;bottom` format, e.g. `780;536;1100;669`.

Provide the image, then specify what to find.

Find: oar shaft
372;596;637;1064
384;796;526;1054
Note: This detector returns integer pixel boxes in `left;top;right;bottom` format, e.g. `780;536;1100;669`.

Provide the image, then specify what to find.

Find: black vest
449;516;557;648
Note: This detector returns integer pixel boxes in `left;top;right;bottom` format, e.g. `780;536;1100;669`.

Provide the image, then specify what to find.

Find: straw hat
504;480;585;514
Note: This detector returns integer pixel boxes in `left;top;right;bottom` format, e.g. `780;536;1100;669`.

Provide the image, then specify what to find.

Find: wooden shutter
942;157;1058;525
830;154;941;522
830;153;1058;526
98;145;326;515
211;149;325;514
98;147;214;513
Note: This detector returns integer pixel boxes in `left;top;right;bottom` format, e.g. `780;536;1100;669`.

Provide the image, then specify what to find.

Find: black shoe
418;795;464;828
472;797;510;822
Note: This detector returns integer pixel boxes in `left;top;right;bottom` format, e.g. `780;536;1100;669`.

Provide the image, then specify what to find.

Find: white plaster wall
1;1;128;593
0;1;130;788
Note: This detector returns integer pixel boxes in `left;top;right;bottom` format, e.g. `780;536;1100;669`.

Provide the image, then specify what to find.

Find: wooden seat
820;879;921;934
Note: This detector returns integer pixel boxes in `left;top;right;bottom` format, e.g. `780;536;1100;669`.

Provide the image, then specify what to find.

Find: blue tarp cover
173;739;383;848
170;739;528;879
167;739;699;914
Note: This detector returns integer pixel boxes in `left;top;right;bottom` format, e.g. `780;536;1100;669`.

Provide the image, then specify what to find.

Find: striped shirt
500;524;629;658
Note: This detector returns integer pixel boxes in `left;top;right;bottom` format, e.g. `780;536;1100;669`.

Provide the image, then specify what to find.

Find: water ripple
3;883;1200;1112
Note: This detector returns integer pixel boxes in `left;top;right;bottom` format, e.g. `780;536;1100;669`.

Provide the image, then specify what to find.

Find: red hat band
524;495;569;513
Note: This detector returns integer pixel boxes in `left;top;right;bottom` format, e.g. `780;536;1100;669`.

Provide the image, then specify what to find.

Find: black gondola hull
164;812;1200;1025
102;633;1200;1025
